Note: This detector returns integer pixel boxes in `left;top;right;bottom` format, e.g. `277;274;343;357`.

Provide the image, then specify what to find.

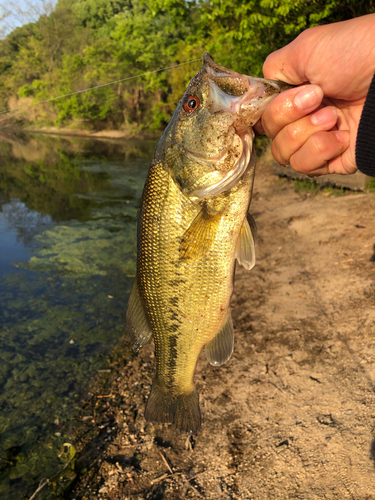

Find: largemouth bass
126;54;290;434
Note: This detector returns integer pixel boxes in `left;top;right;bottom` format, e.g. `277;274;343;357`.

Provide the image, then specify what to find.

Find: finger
261;84;324;139
324;148;358;176
263;47;307;84
253;118;265;136
263;28;320;84
271;106;338;165
289;130;350;176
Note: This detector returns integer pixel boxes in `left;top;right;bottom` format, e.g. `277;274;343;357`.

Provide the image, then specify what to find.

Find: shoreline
19;126;160;142
66;159;375;500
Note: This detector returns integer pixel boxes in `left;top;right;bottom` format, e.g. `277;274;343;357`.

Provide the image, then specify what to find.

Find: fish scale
126;53;291;433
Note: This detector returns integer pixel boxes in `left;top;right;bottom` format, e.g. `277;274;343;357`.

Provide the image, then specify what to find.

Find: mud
68;156;375;500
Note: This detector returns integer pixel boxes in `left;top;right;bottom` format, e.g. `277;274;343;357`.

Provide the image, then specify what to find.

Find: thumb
262;31;317;84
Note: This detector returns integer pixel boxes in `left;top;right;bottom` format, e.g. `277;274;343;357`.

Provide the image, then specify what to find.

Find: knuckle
271;139;286;164
290;149;321;175
310;132;329;156
273;93;294;119
262;54;274;77
284;123;300;143
263;96;293;138
289;152;305;174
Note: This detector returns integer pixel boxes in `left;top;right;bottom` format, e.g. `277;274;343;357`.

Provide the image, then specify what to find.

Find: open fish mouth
181;54;290;199
207;72;282;121
204;53;288;128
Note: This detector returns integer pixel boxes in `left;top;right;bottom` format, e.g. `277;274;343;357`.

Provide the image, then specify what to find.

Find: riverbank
23;126;160;141
63;156;375;500
0;134;156;500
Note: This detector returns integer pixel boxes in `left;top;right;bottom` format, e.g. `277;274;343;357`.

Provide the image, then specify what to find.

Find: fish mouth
203;52;293;93
183;55;293;199
204;53;291;129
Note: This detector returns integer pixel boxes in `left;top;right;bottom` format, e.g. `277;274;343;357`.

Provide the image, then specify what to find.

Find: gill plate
190;131;253;198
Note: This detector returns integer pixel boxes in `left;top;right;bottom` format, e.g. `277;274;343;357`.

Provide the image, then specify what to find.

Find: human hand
257;14;375;176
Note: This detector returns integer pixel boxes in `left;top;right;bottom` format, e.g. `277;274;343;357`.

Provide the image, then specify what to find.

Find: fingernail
294;86;323;111
310;107;337;126
335;131;347;143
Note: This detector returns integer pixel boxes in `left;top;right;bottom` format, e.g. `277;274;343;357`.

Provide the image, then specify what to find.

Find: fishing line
0;58;202;116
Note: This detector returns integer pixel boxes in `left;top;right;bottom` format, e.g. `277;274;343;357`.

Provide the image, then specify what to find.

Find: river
0;132;157;499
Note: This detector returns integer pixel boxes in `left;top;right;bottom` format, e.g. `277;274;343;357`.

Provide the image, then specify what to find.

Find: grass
322;186;347;196
293;179;349;197
366;178;375;193
293;179;320;195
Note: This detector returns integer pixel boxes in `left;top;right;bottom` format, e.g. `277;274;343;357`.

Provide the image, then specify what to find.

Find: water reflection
1;200;52;258
0;133;154;222
0;132;156;499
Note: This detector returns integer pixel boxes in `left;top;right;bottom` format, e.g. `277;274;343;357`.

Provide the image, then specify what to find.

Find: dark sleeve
356;73;375;177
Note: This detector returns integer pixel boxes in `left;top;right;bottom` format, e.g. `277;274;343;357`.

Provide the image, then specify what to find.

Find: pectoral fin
236;213;257;270
247;213;258;245
205;314;234;366
180;207;221;260
126;280;153;352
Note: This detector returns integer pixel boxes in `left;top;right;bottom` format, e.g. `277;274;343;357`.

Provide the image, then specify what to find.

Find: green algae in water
26;217;137;276
0;134;156;499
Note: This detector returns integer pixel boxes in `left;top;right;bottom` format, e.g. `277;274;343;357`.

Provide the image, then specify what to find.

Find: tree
72;0;132;29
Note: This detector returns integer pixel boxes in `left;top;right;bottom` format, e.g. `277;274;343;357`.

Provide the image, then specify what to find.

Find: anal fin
236;213;257;270
205;314;234;366
126;279;153;352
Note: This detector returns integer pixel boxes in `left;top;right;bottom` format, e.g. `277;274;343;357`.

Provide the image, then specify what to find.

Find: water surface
0;133;156;499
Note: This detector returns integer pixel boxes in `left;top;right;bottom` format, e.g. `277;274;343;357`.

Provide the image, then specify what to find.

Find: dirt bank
68;157;375;500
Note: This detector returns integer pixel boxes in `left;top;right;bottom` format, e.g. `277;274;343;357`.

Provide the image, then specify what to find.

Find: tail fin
144;380;201;434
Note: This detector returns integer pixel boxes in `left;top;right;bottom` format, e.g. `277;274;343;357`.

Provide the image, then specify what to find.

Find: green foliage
366;178;375;193
0;0;374;130
293;178;349;196
190;0;375;75
72;0;133;29
17;85;32;98
322;185;347;196
293;178;320;195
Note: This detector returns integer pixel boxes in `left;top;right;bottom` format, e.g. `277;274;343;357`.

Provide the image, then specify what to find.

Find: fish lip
203;52;293;98
206;74;287;119
236;76;292;128
203;53;240;78
241;77;285;107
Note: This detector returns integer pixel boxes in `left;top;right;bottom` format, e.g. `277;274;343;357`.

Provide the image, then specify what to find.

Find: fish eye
183;95;200;113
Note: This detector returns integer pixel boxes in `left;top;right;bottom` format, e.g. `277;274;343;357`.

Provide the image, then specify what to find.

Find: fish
126;53;291;434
